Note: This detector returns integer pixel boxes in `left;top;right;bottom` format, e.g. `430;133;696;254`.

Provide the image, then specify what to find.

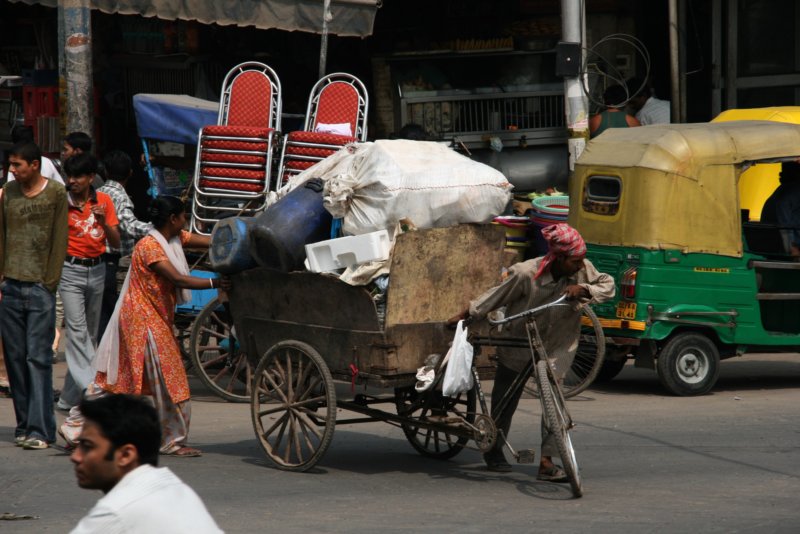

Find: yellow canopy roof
578;121;800;179
570;121;800;257
713;106;800;124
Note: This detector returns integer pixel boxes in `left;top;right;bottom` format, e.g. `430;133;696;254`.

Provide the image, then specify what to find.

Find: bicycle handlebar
487;294;571;326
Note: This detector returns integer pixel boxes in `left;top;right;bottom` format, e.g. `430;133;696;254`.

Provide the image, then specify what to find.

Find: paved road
2;354;799;533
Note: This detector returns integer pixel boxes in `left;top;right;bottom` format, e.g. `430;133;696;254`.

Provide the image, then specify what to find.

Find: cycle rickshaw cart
227;224;605;497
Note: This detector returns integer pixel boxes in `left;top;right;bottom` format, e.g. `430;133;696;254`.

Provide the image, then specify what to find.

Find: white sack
323;140;513;235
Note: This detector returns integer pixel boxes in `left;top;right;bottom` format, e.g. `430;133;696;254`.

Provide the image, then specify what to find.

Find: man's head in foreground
71;394;161;493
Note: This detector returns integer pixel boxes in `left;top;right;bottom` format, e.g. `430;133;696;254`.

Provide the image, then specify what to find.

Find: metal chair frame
191;62;282;234
277;72;368;184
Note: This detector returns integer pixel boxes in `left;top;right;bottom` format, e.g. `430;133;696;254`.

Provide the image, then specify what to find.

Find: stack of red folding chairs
189;64;368;236
191;62;282;234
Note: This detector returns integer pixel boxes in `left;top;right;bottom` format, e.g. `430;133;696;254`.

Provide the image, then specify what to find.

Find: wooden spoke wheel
251;340;336;472
189;297;252;402
394;386;476;460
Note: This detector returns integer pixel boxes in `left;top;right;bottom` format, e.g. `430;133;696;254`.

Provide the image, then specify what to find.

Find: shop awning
9;0;379;37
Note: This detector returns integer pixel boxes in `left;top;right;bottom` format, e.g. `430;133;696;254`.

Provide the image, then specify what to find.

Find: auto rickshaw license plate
616;301;637;319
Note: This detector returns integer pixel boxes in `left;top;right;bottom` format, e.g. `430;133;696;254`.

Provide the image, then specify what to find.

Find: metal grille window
401;91;565;144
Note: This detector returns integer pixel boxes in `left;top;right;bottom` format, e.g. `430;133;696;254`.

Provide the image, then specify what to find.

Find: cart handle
487;295;570;326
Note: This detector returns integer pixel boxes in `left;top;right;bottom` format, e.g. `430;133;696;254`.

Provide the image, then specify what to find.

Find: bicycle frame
470;295;575;446
471;318;571;443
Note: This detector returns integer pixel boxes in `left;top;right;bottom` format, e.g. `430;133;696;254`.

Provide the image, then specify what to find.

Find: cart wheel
524;305;606;399
189;297;252;402
394;386;476;460
251;340;336;472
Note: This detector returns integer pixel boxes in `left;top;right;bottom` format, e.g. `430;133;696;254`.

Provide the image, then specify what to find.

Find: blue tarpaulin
133;93;219;145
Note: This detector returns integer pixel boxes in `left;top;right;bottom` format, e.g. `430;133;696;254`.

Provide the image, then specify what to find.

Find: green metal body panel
587;244;800;349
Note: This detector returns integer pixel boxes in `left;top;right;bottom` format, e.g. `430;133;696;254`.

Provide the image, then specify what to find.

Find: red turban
534;223;587;279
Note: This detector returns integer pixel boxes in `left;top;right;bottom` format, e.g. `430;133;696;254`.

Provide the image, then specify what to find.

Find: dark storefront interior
2;0;800;200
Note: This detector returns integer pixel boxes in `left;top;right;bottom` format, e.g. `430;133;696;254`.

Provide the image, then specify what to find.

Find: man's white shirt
635;96;671;126
70;464;223;534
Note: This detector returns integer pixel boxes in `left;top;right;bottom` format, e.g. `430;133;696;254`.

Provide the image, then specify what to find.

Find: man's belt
64;255;103;267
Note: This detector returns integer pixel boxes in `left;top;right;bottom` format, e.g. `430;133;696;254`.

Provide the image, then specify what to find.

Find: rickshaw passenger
761;161;800;258
452;223;615;479
589;84;640;138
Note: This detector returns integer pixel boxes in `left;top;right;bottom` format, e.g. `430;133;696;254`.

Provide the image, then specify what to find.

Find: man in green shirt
0;142;69;450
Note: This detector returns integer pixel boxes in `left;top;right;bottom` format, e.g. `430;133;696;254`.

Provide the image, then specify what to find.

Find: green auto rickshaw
569;121;800;396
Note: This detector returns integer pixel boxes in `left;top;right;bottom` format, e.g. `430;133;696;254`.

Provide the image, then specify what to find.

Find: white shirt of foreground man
70;395;222;534
70;463;223;534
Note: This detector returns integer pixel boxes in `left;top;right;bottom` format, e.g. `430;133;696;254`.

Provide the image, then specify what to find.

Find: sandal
57;428;76;451
166;446;202;458
537;465;568;483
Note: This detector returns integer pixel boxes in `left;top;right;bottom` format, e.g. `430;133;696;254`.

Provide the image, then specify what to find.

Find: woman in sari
62;196;223;457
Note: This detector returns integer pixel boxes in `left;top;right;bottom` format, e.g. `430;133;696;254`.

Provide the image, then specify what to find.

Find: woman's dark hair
79;394;161;467
147;195;184;228
63;152;98;178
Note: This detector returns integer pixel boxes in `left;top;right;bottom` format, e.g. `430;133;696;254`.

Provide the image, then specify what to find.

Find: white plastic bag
442;320;474;397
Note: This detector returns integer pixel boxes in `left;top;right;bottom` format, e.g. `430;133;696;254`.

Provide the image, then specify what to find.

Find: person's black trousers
97;253;120;341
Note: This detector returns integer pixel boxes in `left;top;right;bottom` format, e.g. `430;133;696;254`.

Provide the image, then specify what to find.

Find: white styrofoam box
305;230;391;272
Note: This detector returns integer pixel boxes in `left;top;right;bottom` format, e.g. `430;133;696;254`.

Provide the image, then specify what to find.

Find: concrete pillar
319;0;332;78
561;0;589;171
60;0;93;137
668;0;681;123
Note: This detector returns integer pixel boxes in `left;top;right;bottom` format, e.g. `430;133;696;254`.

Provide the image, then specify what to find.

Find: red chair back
312;81;360;138
227;71;274;128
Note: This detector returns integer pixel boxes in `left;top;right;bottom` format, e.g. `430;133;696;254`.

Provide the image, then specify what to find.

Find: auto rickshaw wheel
524;305;606;398
394;386;476;460
250;340;336;472
189;297;252;402
656;332;720;396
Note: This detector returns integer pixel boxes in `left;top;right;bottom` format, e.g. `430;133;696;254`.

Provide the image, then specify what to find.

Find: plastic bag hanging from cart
442;320;474;397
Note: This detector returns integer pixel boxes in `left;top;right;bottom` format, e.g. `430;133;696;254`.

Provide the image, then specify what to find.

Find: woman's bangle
209;278;214;289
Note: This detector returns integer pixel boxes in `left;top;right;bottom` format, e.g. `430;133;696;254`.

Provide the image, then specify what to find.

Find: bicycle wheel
524;305;606;399
536;359;582;498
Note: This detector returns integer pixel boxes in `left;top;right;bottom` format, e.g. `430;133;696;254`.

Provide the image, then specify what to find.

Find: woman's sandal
166;446;202;458
537;465;568;483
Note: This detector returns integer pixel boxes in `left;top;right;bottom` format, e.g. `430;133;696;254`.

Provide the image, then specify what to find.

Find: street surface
1;354;799;533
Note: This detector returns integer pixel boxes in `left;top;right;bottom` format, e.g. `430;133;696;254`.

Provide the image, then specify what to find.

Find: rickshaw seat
743;222;792;257
191;62;282;235
278;73;368;185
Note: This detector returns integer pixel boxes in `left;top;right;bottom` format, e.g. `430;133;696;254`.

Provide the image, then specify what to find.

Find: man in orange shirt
58;153;120;411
